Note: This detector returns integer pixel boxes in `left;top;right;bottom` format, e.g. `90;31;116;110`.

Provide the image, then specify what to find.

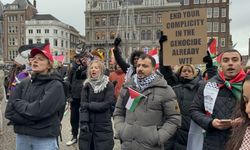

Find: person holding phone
190;49;246;150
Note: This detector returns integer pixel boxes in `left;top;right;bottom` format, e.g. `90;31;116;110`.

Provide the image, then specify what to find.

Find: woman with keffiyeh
78;60;114;150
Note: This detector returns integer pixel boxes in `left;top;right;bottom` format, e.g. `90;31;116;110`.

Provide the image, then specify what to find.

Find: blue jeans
16;134;58;150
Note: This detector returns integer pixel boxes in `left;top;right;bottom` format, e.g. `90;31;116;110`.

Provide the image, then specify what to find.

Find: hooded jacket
113;75;181;150
5;72;66;137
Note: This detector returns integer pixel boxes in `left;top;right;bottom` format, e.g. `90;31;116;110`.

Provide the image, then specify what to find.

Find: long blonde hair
87;60;105;79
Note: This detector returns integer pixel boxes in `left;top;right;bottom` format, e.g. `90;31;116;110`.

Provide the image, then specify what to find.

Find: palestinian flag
148;48;159;69
126;88;145;112
207;38;218;66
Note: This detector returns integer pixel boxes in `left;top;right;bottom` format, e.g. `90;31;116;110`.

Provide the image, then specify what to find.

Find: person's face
136;58;154;79
180;66;194;79
243;81;250;118
30;53;51;74
90;62;101;79
220;52;242;80
133;56;139;66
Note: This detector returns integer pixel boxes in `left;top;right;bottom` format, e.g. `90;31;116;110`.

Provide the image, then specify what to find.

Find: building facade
85;0;181;59
182;0;232;53
85;0;232;60
0;1;4;61
25;14;82;63
3;0;37;62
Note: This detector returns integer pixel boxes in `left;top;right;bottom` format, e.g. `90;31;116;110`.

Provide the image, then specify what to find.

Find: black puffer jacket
5;72;66;137
165;77;200;150
190;75;238;150
79;82;114;150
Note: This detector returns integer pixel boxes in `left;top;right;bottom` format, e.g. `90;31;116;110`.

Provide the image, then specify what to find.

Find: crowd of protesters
1;33;250;150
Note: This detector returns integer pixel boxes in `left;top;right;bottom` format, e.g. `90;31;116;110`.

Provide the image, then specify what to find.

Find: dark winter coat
165;77;200;150
5;72;66;137
79;82;114;150
113;75;181;150
190;75;239;150
68;63;87;99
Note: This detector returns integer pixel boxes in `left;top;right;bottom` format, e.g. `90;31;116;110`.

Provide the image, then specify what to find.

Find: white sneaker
66;138;77;146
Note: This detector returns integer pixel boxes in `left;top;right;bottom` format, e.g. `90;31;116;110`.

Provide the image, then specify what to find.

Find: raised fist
114;37;122;47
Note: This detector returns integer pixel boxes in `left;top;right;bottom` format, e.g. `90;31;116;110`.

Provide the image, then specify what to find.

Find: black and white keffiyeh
134;73;157;90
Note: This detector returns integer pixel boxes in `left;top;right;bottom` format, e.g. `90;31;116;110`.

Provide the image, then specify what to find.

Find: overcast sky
1;0;250;55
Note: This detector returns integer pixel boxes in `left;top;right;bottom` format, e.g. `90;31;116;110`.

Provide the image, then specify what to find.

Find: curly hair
130;50;145;66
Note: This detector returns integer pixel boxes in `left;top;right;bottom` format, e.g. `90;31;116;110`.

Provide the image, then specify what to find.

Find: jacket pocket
136;125;159;146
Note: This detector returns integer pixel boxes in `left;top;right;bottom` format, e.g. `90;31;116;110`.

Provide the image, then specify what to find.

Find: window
8;37;17;46
95;17;100;26
61;31;64;36
61;40;64;47
45;29;49;34
200;0;206;4
66;41;68;48
28;39;33;44
110;16;118;26
95;32;100;40
37;39;41;43
54;39;58;46
213;7;219;18
213;22;219;32
110;31;116;39
45;38;49;44
156;14;162;24
207;0;212;3
156;30;161;39
146;30;152;40
221;38;226;47
221;23;226;32
141;30;146;40
37;29;41;34
193;0;199;4
54;29;58;34
101;17;106;26
183;0;189;5
28;29;33;34
101;32;105;40
141;15;148;24
207;8;212;18
221;8;226;17
207;22;212;32
214;0;219;3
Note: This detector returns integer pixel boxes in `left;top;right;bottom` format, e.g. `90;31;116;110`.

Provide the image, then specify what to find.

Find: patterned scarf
240;126;250;150
134;73;157;91
84;75;109;93
218;69;246;100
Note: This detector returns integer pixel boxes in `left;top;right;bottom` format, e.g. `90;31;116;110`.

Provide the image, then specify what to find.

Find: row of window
184;0;227;5
94;30;162;41
8;37;25;46
207;22;226;32
144;0;167;6
28;38;69;48
91;8;226;28
91;14;162;27
7;15;23;22
8;50;18;60
28;29;69;37
207;7;227;18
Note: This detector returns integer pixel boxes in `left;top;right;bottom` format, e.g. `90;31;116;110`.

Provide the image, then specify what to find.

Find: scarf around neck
134;73;157;91
84;75;109;93
218;69;246;100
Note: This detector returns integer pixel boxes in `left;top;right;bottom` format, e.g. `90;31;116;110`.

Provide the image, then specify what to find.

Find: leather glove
80;122;89;132
114;37;121;47
159;31;167;45
203;51;213;67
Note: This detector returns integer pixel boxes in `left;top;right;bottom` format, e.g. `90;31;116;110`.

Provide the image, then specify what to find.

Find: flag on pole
207;38;218;66
126;88;145;112
148;48;159;69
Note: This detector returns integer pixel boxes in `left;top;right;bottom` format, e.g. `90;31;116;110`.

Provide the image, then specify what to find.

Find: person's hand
203;51;213;67
212;119;232;130
114;37;121;47
159;31;167;45
80;123;89;132
231;117;243;127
